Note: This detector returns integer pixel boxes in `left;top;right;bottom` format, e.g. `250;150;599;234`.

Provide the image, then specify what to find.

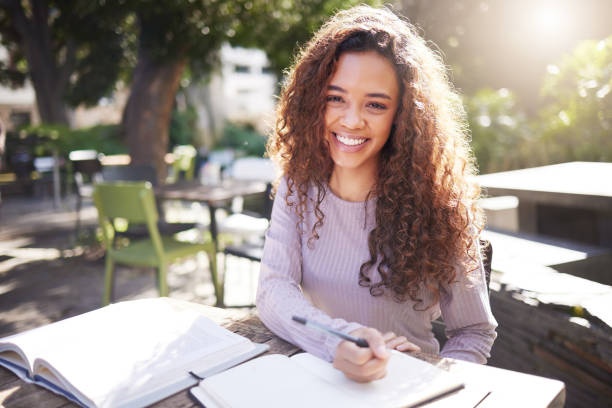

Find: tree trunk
25;38;71;125
121;50;187;185
7;0;71;125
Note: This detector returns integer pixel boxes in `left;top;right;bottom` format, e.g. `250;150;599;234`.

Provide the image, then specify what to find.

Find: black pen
292;316;369;348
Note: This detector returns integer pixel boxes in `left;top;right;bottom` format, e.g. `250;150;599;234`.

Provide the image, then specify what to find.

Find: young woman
257;5;497;382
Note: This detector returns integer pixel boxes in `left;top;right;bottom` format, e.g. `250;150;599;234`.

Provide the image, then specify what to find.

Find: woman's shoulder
276;175;321;201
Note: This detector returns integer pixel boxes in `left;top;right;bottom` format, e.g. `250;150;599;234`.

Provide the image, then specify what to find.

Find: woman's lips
332;132;369;152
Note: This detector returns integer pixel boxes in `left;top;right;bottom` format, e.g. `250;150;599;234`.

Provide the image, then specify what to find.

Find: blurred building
71;86;129;128
185;43;277;147
217;44;276;127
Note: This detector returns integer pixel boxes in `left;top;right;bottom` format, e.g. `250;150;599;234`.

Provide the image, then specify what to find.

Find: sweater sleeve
439;238;498;364
256;178;363;362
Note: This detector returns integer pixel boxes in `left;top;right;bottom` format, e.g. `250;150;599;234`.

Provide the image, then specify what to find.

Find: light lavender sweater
256;178;497;363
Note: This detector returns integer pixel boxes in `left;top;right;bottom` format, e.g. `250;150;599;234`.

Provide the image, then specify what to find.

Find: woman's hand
332;327;390;382
382;331;421;353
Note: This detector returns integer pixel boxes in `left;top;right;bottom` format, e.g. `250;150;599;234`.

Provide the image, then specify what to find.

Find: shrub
537;35;612;163
169;105;198;148
20;123;126;156
215;122;267;157
464;88;533;173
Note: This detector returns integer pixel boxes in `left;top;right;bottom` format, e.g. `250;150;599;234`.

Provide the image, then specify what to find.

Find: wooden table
156;179;268;306
477;161;612;246
0;301;566;408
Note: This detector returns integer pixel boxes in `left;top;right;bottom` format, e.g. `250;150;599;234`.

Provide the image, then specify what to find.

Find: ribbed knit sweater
256;177;497;363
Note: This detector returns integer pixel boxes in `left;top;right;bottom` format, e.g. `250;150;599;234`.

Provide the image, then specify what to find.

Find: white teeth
334;133;366;146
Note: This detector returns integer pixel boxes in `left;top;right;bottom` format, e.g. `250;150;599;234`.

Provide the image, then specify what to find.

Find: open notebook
0;298;268;408
190;351;478;408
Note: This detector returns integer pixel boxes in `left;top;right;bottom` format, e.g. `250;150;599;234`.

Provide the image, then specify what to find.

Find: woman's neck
328;166;377;202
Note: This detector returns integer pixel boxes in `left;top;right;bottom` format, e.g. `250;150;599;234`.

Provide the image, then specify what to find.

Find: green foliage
537;35;612;163
21;124;126;157
215;122;267;157
68;125;127;155
122;0;253;78
467;36;612;174
231;0;383;76
465;88;534;174
0;0;127;108
169;105;198;147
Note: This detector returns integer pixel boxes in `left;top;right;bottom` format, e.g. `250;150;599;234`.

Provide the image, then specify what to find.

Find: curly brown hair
267;5;484;306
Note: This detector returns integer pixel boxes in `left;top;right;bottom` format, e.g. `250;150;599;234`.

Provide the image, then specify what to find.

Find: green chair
168;145;197;183
93;181;218;305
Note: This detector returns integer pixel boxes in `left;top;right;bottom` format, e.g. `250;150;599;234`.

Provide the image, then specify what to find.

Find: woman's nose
340;105;365;129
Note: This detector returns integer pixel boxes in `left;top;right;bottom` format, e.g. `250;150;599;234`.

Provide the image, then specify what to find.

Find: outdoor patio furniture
477;161;612;247
102;163;197;237
218;157;276;241
102;163;159;185
32;155;65;206
7;144;34;195
155;178;268;306
69;149;103;235
218;158;276;306
167;144;197;183
93;181;215;305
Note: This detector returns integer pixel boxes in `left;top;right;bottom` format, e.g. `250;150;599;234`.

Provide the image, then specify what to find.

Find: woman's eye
326;95;343;103
368;102;387;110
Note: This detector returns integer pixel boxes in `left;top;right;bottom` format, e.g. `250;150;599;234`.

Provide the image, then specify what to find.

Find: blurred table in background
478;161;612;247
156;179;267;244
155;179;267;306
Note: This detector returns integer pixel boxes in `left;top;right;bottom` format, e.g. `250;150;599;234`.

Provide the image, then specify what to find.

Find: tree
464;88;532;173
537;35;612;163
121;0;379;182
0;0;124;125
399;0;612;113
231;0;381;78
118;0;243;182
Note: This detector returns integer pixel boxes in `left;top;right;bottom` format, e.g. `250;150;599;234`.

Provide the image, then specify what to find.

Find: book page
199;354;367;408
0;349;31;381
291;351;465;408
6;298;252;408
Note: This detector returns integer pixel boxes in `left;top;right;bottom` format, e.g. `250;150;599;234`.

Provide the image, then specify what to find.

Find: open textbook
190;350;475;408
0;298;268;408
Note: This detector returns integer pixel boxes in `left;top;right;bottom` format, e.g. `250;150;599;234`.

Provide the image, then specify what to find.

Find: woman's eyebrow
327;84;392;100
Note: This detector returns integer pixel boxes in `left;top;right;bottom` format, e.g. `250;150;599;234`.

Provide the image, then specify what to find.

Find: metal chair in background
218;157;277;307
69;150;103;235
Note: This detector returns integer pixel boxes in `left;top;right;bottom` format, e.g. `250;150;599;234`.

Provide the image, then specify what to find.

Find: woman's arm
439;239;498;364
256;178;364;361
257;178;420;377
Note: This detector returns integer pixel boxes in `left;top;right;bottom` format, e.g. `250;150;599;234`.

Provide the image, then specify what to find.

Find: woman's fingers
382;331;396;342
358;327;389;360
333;350;388;382
396;340;421;352
333;327;390;382
333;327;421;382
383;331;421;352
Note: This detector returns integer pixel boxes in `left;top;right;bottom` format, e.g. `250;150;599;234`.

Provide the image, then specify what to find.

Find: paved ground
0;195;258;338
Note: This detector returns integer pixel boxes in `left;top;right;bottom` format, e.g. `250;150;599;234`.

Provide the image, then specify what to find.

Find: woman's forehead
329;51;399;98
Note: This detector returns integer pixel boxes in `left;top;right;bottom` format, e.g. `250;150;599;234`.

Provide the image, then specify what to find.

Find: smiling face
324;51;400;182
